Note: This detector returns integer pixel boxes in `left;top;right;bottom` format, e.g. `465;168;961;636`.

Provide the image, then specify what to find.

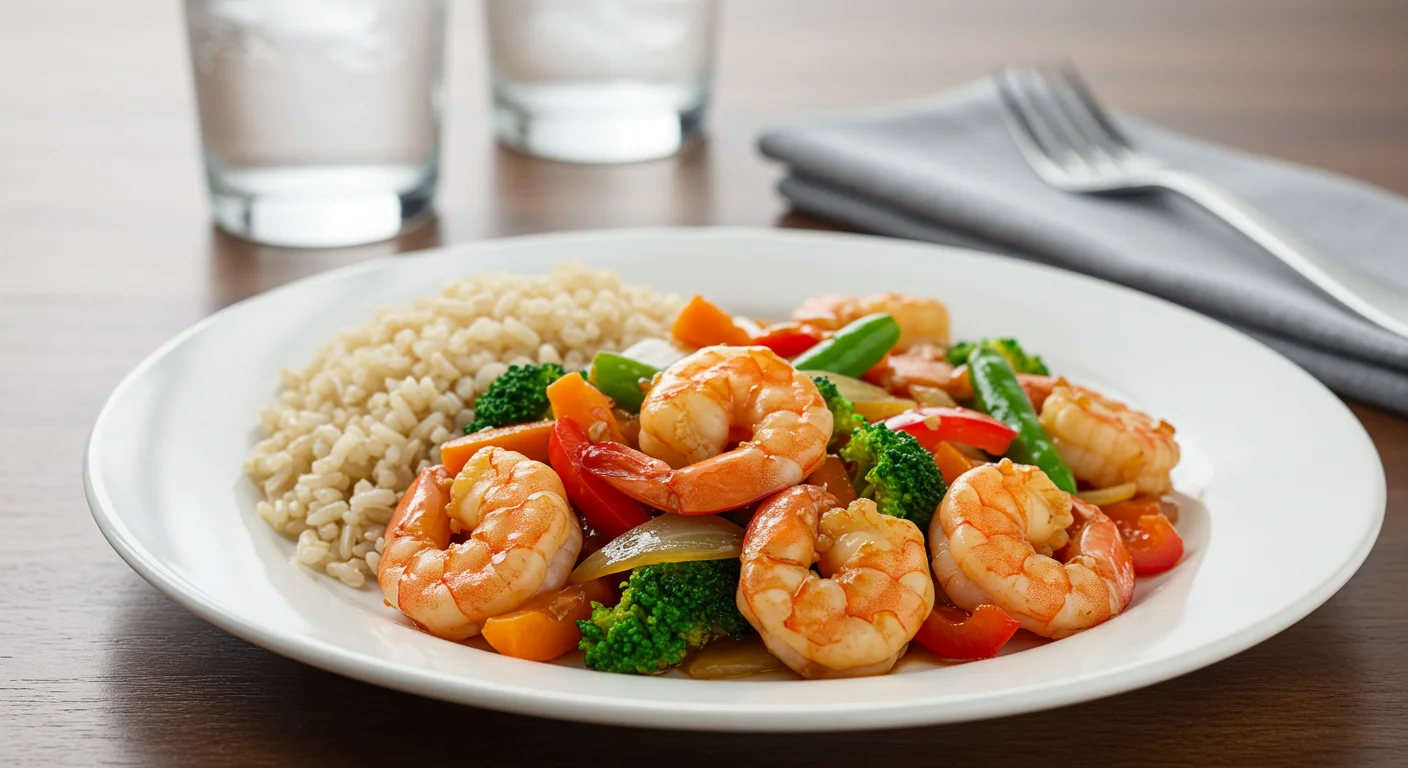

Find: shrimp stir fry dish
373;290;1186;678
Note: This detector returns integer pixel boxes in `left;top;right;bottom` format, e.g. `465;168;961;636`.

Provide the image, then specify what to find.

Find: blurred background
5;0;1405;299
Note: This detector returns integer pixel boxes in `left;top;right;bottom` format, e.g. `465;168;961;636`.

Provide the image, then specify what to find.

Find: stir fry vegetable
805;454;857;505
931;441;982;485
547;417;652;539
792;313;901;378
1102;496;1184;575
589;352;658;413
578;559;752;675
947;338;1050;376
465;362;565;433
811;375;865;451
913;603;1022;661
546;371;625;443
673;295;752;348
882;407;1018;455
750;322;825;358
839;421;946;531
1075;482;1139;507
683;636;790;680
440;419;554;473
967;346;1077;493
570;514;745;584
481;578;617;662
817;371;917;422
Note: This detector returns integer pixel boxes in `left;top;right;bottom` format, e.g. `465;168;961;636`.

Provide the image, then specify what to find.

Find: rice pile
244;264;682;587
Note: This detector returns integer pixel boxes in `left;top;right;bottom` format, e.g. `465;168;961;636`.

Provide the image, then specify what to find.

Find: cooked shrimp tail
582;346;832;515
582;441;784;514
930;459;1134;639
377;448;583;640
737;485;934;678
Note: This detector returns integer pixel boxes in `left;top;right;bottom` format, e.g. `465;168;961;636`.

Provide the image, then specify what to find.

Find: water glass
486;0;719;164
184;0;446;248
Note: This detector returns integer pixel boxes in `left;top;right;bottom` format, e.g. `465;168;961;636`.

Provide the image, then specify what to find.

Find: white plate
86;228;1384;731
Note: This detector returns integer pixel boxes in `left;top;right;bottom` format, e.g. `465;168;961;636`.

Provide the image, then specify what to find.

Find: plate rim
84;226;1386;731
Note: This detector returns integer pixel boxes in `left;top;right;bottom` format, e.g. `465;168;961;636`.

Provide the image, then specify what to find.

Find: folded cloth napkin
759;80;1408;415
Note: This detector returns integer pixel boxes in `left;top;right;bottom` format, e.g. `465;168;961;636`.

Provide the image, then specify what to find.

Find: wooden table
3;0;1405;764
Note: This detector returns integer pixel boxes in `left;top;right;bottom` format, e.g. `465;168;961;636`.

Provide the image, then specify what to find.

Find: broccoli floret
811;375;865;451
946;338;1050;375
578;559;752;675
465;363;565;433
839;421;946;531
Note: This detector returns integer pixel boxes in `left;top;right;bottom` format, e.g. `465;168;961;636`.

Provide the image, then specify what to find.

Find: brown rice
243;264;682;587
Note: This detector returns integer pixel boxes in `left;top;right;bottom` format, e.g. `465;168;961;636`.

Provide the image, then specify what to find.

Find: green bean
792;313;901;378
589;352;659;413
967;346;1077;492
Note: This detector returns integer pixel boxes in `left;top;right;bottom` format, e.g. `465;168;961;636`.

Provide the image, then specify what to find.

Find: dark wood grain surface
3;0;1407;765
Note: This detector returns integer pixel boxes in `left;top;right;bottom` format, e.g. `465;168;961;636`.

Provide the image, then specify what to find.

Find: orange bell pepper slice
672;295;752;348
481;577;618;662
439;419;554;475
546;372;625;444
931;441;982;486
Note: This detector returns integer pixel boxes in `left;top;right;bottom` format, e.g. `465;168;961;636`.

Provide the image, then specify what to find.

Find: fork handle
1157;169;1408;339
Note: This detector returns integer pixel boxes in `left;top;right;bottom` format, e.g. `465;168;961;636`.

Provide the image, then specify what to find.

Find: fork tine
1052;63;1135;152
1036;65;1123;163
1024;67;1107;165
994;68;1087;175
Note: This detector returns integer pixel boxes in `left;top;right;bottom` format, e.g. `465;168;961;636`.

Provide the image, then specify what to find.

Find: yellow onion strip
569;513;745;584
1075;482;1139;507
909;384;958;408
683;636;791;680
819;372;917;422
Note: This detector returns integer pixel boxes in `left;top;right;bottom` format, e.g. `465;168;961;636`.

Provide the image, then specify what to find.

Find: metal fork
996;64;1408;339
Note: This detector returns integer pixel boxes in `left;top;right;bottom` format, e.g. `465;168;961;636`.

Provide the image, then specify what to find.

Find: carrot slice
932;441;981;486
545;373;625;444
481;578;618;662
440;420;554;475
805;454;857;505
672;295;752;348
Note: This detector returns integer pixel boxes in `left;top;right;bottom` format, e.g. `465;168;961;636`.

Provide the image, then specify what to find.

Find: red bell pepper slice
751;323;826;358
914;603;1021;661
547;418;652;540
1102;496;1185;575
883;407;1018;455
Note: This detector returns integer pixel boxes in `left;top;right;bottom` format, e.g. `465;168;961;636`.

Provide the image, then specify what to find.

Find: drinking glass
184;0;446;248
486;0;719;164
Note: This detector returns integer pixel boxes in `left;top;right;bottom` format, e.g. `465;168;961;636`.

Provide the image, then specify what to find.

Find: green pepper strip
966;346;1077;493
791;313;901;378
589;352;659;413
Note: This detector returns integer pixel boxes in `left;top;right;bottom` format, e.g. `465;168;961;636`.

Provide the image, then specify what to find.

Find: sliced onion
569;513;745;584
620;338;690;370
817;371;893;402
1075;483;1139;507
684;636;790;680
909;384;958;408
813;372;918;422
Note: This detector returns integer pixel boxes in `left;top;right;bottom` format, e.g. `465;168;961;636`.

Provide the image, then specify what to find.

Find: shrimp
582;346;832;515
929;460;1134;639
791;292;950;351
377;448;583;640
863;343;971;399
737;486;935;678
1039;383;1180;495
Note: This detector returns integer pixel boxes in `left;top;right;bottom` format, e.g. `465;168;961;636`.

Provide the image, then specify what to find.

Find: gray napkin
759;80;1408;415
